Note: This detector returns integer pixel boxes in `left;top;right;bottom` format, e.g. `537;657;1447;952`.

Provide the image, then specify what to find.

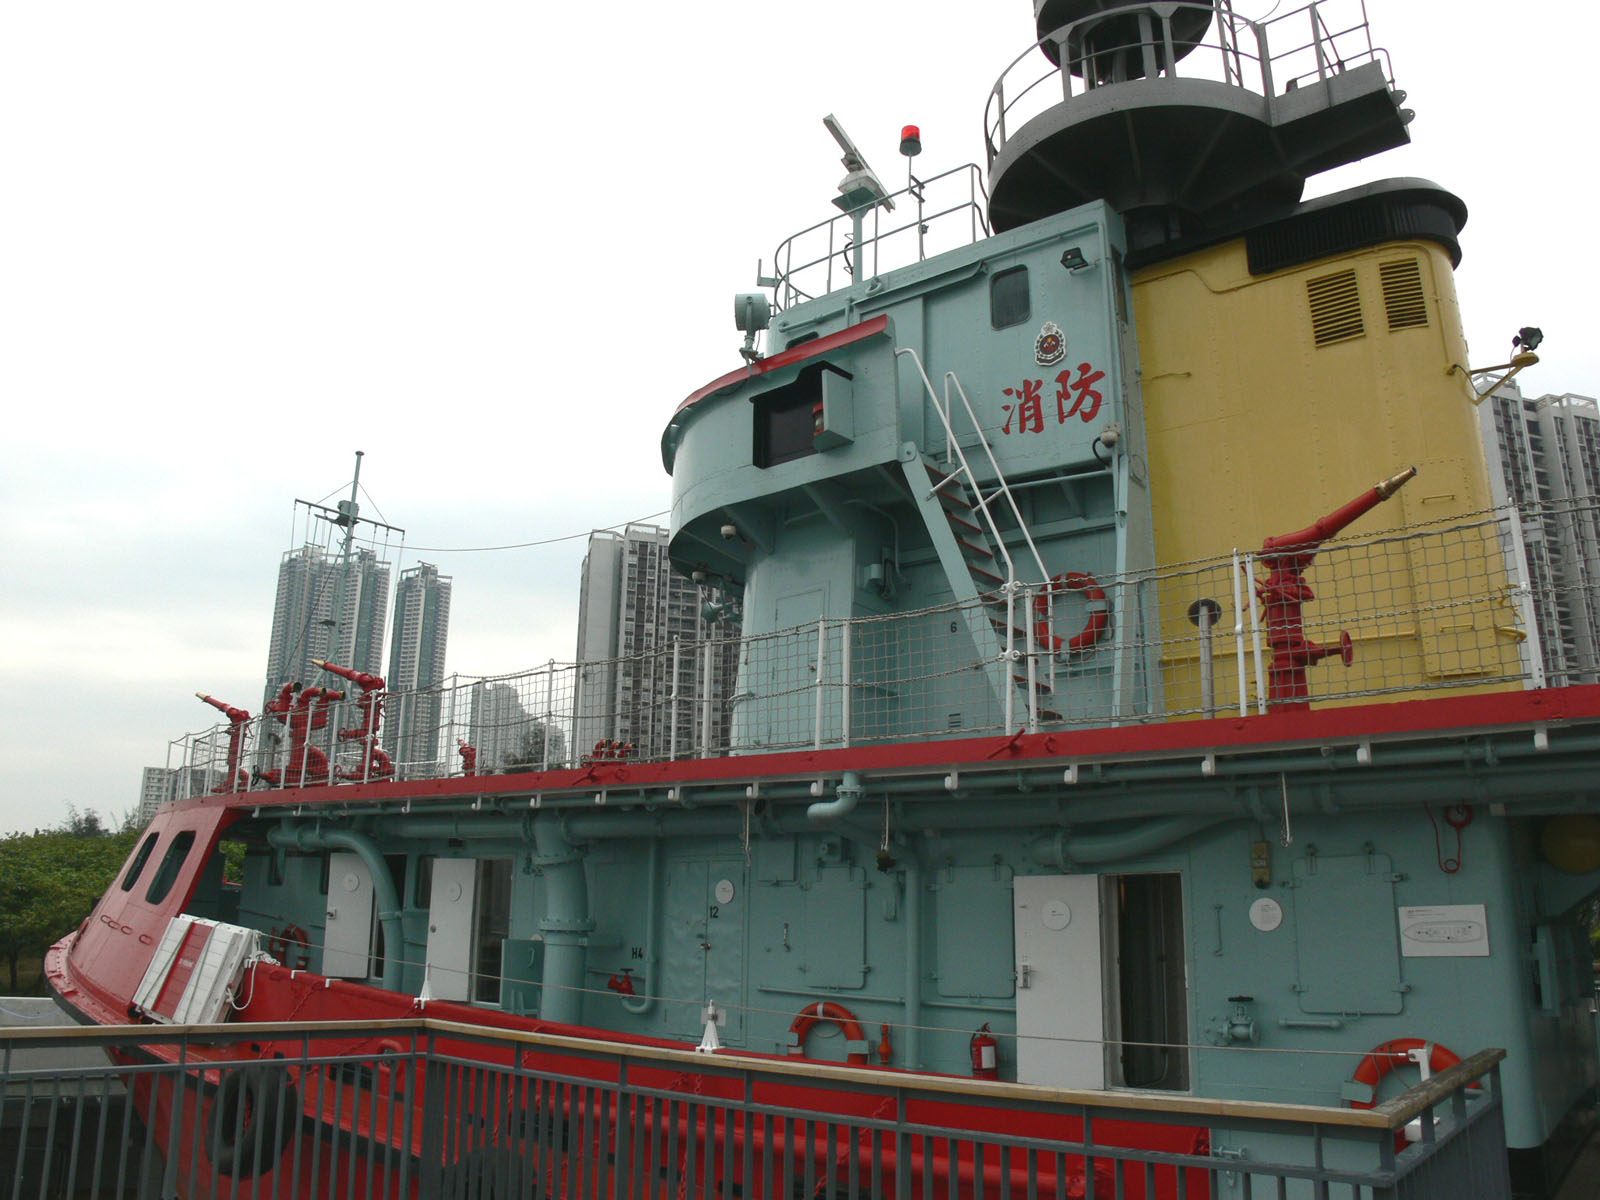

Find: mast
299;450;403;674
327;450;365;666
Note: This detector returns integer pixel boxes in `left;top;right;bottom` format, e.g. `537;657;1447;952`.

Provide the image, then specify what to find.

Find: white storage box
132;915;262;1024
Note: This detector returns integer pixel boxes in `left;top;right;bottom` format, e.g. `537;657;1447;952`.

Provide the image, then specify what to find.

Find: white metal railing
769;164;989;310
985;0;1392;166
167;500;1600;797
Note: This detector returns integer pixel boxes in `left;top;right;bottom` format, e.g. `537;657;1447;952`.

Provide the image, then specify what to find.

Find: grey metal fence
2;1018;1508;1200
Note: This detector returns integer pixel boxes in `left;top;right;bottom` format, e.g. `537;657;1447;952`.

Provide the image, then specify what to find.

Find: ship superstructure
45;3;1600;1197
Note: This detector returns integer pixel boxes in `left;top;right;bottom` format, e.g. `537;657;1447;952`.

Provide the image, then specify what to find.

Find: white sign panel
1397;904;1489;957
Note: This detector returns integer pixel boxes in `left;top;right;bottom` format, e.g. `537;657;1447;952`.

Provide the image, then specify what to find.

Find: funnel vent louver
1380;259;1428;331
1307;269;1364;347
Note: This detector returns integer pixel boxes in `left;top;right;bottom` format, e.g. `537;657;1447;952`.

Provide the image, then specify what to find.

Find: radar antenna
822;114;894;282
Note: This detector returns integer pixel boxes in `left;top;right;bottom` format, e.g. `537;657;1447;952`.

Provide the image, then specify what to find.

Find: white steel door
323;852;374;979
426;858;478;1002
1013;874;1104;1088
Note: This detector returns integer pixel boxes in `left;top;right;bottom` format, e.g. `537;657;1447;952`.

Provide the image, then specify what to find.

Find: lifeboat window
144;830;197;906
990;265;1030;329
119;834;160;892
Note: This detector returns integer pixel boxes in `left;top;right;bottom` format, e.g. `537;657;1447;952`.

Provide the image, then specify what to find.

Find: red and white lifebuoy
1033;572;1111;654
265;924;311;971
788;1001;870;1066
1345;1038;1466;1109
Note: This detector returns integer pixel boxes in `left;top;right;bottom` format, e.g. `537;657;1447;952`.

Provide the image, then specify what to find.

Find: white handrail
893;347;1051;588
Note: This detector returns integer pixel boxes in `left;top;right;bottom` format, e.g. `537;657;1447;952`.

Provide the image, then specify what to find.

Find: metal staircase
895;347;1060;730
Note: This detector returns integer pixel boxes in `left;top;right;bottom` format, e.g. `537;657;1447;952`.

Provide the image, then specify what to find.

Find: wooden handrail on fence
1;1017;1505;1135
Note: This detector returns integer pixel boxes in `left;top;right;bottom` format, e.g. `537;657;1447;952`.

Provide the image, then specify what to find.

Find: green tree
504;723;567;771
0;821;138;992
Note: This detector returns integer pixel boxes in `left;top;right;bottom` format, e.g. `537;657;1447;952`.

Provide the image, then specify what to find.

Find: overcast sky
2;1;1595;834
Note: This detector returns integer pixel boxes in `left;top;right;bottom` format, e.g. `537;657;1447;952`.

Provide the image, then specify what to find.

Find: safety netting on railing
166;500;1599;798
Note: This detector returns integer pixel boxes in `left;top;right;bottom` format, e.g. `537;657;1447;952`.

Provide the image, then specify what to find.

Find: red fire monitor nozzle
315;659;394;782
1255;466;1416;709
196;692;252;794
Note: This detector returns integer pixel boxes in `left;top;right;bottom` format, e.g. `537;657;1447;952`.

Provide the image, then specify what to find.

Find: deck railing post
417;1035;449;1200
701;639;716;757
814;620;828;750
1245;550;1268;715
670;639;681;760
1025;584;1040;733
841;621;853;747
1231;549;1249;717
544;660;556;770
1506;505;1548;688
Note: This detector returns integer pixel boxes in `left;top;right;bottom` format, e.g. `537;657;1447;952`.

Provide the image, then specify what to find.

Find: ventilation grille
1307;269;1364;346
1380;259;1428;330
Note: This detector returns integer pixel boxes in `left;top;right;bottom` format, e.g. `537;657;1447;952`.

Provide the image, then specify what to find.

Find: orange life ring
1032;571;1111;654
1346;1038;1467;1109
788;1001;870;1066
265;924;311;970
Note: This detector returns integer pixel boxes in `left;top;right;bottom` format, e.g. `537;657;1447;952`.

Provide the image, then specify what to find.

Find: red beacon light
899;125;921;157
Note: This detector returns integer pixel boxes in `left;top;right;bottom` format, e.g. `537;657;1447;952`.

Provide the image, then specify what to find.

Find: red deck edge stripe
673;315;891;416
192;683;1600;813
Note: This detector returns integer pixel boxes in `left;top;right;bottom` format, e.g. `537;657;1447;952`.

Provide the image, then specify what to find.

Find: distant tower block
988;0;1415;247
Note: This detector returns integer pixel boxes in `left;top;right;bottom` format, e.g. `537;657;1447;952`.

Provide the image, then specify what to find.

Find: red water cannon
256;682;344;787
196;692;251;793
315;658;393;782
457;739;478;777
1255;466;1416;709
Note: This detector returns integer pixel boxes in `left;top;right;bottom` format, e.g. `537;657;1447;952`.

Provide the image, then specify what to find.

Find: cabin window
1107;873;1190;1090
474;858;514;1004
120;834;160;892
144;831;197;906
990;265;1031;329
1307;269;1364;346
752;363;846;469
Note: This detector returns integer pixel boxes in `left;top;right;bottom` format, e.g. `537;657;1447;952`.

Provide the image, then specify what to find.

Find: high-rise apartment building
263;544;391;707
1479;382;1600;685
574;524;737;761
384;562;453;774
137;766;176;823
467;681;568;772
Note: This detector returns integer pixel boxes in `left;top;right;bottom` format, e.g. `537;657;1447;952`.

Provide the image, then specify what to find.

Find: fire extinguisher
970;1023;999;1080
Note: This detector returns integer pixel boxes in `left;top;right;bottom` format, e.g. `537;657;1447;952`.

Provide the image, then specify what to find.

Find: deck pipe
347;728;1600;833
619;839;661;1016
807;770;865;822
1027;814;1224;868
532;812;594;1025
266;823;404;992
366;758;1599;846
901;846;923;1070
836;816;926;1072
